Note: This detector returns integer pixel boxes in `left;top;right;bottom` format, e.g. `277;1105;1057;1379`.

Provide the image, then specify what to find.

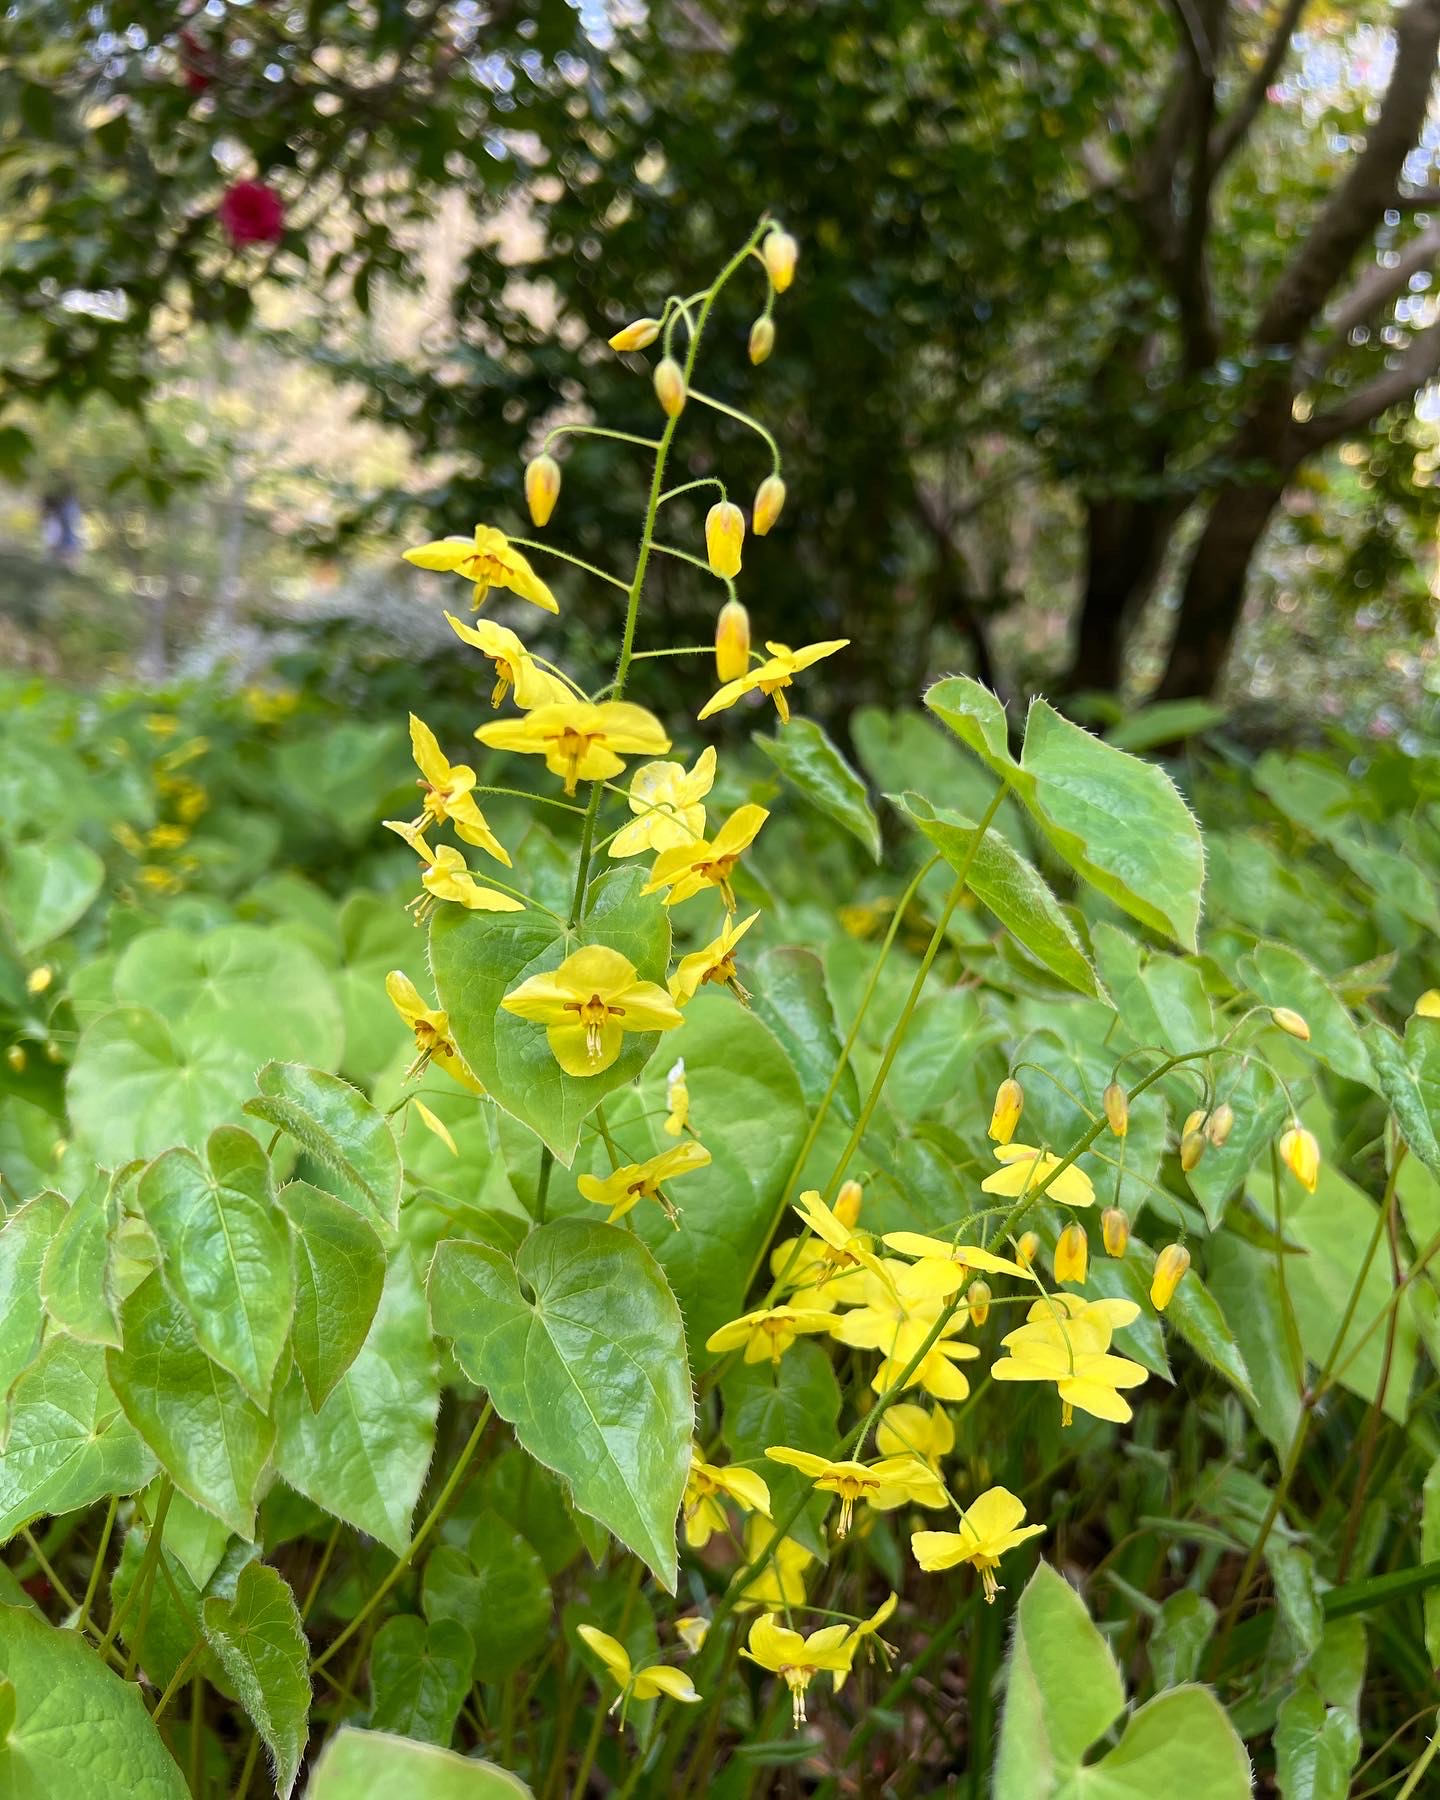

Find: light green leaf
430;1218;692;1589
1159;1251;1255;1404
244;1063;401;1234
1366;1022;1440;1183
274;1251;438;1556
1422;1457;1440;1668
1275;1684;1360;1800
66;1007;255;1164
0;1192;65;1394
430;866;672;1163
108;1519;215;1694
1268;1541;1324;1659
275;1180;385;1407
754;718;880;860
138;1127;293;1407
926;678;1204;949
1205;1235;1303;1451
752;946;860;1120
0;1604;188;1798
334;893;414;1086
0;1337;157;1545
107;1273;274;1538
897;793;1102;996
1106;700;1228;753
40;1169;122;1347
0;839;104;954
1239;942;1374;1088
370;1615;473;1746
1091;927;1211;1055
422;1514;551;1683
1186;1059;1291;1230
1148;1590;1217;1689
307;1727;532;1799
1085;1686;1253;1798
202;1562;310;1800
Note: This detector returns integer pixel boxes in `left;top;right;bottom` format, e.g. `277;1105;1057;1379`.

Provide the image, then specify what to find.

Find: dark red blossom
218;180;285;247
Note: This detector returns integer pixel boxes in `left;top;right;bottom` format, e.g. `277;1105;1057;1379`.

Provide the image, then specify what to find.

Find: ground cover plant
3;225;1440;1799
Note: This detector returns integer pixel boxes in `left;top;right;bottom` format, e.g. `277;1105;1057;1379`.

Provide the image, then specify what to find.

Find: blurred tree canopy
1;0;1437;707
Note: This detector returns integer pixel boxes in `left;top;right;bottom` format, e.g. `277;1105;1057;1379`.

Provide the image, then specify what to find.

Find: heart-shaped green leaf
0;1192;65;1394
754;718;881;860
202;1562;311;1800
307;1728;532;1799
276;1180;386;1407
369;1616;474;1746
0;839;104;954
245;1062;401;1233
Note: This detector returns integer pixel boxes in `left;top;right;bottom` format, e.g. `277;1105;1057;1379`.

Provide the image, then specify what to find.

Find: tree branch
1257;0;1440;350
1300;315;1440;445
1210;0;1309;172
1305;218;1440;369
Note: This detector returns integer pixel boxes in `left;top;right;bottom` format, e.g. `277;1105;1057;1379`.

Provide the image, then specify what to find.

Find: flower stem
100;1478;172;1656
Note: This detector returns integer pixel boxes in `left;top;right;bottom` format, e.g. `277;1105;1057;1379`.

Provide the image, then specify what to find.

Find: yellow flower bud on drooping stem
26;965;53;996
1279;1123;1320;1193
1415;990;1440;1019
714;599;751;682
1271;1006;1310;1042
1015;1230;1040;1271
763;228;798;292
1102;1206;1129;1257
1103;1082;1128;1137
989;1076;1024;1145
1182;1108;1207;1140
1150;1243;1190;1311
705;501;745;579
967;1278;992;1326
753;475;786;537
1054;1222;1088;1285
834;1179;863;1229
654;356;686;417
43;1041;62;1064
608;316;662;353
1206;1102;1234;1147
5;1044;25;1073
748;316;775;364
1180;1129;1206;1173
524;453;561;527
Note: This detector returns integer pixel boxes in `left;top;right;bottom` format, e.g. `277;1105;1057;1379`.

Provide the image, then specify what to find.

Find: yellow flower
762;228;799;293
981;1144;1096;1209
386;970;484;1093
1103;1082;1129;1136
752;474;786;536
1054;1222;1088;1285
383;821;524;922
989;1077;1024;1145
1279;1123;1320;1193
791;1189;887;1283
643;804;769;909
664;1057;690;1137
608;747;716;859
524;453;561;527
698;639;848;725
831;1262;980;1401
476;700;670;796
147;824;189;851
500;943;682;1078
736;1517;813;1612
406;715;511;862
1004;1293;1140;1355
445;612;572;710
767;1235;868;1313
675;1615;710;1655
705;501;745;579
714;598;751;682
684;1451;771;1548
764;1446;943;1537
875;1402;954;1471
577;1625;700;1716
881;1231;1028;1279
403;523;558;613
990;1301;1148;1426
608;317;662;353
705;1304;836;1365
911;1487;1044;1601
25;966;53;996
577;1139;712;1226
669;910;760;1005
1415;990;1440;1019
1016;1230;1040;1270
654;355;686;416
1102;1207;1129;1257
1150;1243;1191;1311
742;1613;854;1729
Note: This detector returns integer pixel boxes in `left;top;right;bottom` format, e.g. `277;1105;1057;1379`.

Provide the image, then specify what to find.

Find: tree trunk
1065;495;1182;695
1152;479;1286;700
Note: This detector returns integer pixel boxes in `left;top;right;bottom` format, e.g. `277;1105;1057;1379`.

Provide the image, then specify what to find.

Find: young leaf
752;945;861;1121
202;1561;311;1800
422;1514;551;1683
276;1179;386;1407
0;839;104;954
1238;941;1375;1088
245;1063;402;1233
369;1615;474;1746
40;1169;122;1346
0;1191;66;1393
306;1726;533;1798
429;1218;692;1590
754;718;881;860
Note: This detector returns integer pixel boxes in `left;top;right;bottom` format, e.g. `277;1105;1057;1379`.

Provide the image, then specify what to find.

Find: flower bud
1416;990;1440;1019
763;228;798;293
26;965;53;996
1271;1006;1310;1042
1279;1124;1320;1194
43;1041;62;1064
608;316;662;353
5;1044;25;1073
1206;1102;1234;1147
988;1077;1024;1146
1150;1243;1190;1312
524;453;561;527
1180;1129;1206;1173
1103;1082;1128;1137
967;1278;991;1326
749;317;775;365
835;1179;863;1229
752;474;786;537
714;599;751;682
654;356;686;417
705;501;745;579
1016;1230;1040;1272
1102;1206;1129;1258
1182;1108;1207;1141
1054;1222;1088;1285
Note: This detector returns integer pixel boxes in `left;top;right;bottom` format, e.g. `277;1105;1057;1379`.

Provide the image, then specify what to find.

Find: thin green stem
473;784;589;816
535;1145;555;1226
78;1494;119;1635
151;1638;205;1721
1397;1717;1440;1800
235;1731;262;1799
300;1520;342;1622
100;1479;173;1656
21;1528;79;1613
658;477;727;506
507;537;630;593
542;424;661;454
687;388;782;473
650;540;733;587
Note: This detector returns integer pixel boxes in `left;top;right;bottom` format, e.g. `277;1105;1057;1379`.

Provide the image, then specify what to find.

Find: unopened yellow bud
1054;1222;1088;1285
748;316;775;364
714;599;751;683
608;316;662;353
1182;1109;1207;1141
763;228;798;293
705;501;745;579
43;1041;62;1064
1016;1230;1040;1271
1207;1102;1234;1147
654;356;686;417
752;475;786;537
967;1278;992;1326
1279;1124;1320;1194
1150;1243;1190;1312
1271;1007;1310;1042
1103;1082;1128;1137
26;966;53;996
1101;1207;1129;1258
989;1077;1024;1146
523;453;561;527
835;1179;863;1229
1180;1130;1206;1173
5;1044;25;1073
1415;990;1440;1019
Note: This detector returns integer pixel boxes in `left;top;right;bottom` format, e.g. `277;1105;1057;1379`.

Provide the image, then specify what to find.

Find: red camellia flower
218;181;285;247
